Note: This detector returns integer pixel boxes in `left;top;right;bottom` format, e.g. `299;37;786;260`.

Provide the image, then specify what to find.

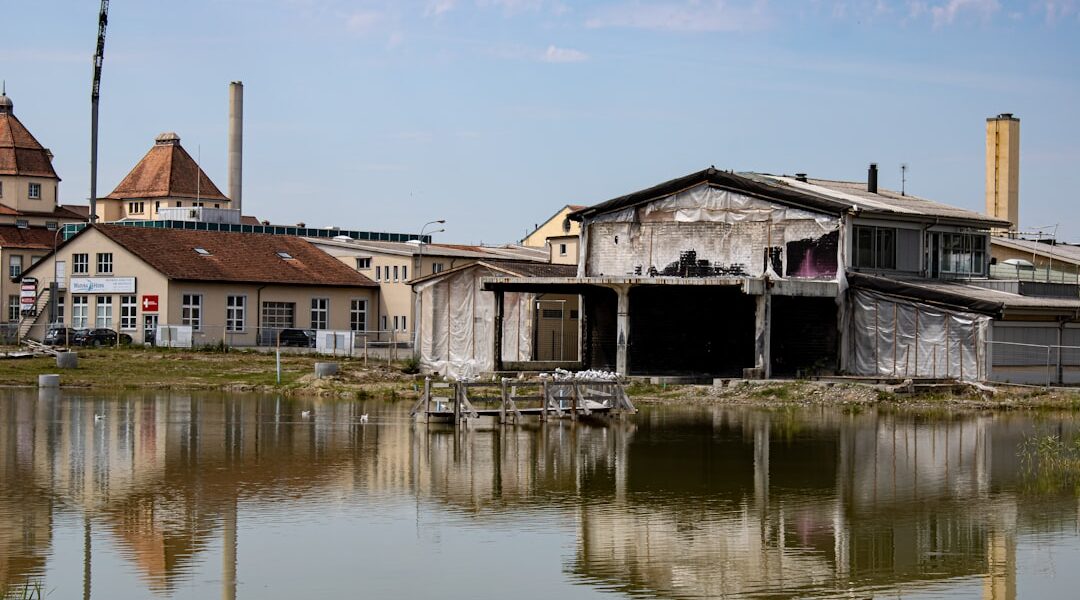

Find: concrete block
38;374;60;388
56;352;78;369
743;367;764;380
315;362;339;379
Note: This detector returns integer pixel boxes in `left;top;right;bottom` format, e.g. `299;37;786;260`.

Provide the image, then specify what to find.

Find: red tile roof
105;133;228;201
0;97;59;179
0;225;61;249
85;225;377;287
0;204;87;220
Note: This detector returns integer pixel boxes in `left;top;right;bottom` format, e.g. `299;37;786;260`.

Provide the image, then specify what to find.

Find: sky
2;0;1078;244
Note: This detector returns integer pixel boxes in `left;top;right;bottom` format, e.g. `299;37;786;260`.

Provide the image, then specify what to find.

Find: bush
400;356;421;374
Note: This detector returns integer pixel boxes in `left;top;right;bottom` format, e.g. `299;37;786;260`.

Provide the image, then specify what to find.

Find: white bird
301;410;311;419
359;414;369;424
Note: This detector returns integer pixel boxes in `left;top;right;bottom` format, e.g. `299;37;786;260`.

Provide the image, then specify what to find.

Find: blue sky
2;1;1078;243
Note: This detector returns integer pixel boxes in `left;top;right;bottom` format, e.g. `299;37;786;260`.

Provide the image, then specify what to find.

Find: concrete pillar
493;289;504;372
228;82;243;214
616;286;630;376
754;290;772;379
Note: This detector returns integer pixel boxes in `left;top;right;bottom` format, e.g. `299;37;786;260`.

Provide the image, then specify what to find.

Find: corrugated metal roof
992;236;1080;266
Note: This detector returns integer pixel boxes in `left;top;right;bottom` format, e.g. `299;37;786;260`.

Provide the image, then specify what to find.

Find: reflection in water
0;390;1078;599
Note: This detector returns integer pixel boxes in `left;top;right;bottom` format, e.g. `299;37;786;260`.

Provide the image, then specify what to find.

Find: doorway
143;314;158;346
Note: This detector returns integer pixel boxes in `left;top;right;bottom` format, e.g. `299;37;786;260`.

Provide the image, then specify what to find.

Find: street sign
142;295;159;312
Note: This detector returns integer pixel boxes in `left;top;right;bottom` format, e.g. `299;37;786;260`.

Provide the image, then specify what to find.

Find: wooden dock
410;377;636;425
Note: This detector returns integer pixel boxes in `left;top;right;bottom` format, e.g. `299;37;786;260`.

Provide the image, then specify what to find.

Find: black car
278;328;316;347
43;327;80;346
73;328;133;347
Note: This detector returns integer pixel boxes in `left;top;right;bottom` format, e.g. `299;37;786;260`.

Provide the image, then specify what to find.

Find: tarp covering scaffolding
415;265;534;379
848;289;991;380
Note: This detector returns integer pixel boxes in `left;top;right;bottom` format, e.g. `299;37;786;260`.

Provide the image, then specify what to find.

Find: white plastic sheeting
849;290;990;381
415;265;534;379
316;330;355;356
156;325;193;348
584;183;840;278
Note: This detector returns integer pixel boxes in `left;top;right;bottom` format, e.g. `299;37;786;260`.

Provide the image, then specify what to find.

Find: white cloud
586;0;772;32
929;0;1000;26
1033;0;1080;23
541;45;588;62
345;10;383;33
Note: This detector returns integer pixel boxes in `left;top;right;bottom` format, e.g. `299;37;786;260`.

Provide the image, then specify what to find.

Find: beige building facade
23;225;377;346
521;205;585;247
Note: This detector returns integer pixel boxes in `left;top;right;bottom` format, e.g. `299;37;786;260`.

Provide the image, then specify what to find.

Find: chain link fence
985;339;1080;387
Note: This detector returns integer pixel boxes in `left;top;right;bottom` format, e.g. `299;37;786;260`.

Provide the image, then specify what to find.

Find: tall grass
1018;432;1080;493
2;582;42;600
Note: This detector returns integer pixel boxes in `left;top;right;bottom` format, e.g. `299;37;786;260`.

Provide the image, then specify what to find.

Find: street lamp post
413;220;445;356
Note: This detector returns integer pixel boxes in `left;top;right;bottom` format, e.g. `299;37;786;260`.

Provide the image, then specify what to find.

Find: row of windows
853;225;987;277
180;295;369;332
8;255;43;279
361;261;445;280
381;315;408;332
71;253;113;275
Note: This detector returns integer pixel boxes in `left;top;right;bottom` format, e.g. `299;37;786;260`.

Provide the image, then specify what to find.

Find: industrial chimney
986;113;1019;231
867;163;878;194
228;81;243;215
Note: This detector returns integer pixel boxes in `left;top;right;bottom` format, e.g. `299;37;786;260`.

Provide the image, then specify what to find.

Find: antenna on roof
196;144;201;205
900;163;908;196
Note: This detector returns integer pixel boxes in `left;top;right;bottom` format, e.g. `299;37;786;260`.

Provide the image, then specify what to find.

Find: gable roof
570;167;1009;229
105;133;228;201
410;258;577;286
36;225;377;287
523;204;586;243
0;94;59;179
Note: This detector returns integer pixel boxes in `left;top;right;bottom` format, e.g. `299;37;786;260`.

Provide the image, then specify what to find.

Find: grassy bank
0;346;419;398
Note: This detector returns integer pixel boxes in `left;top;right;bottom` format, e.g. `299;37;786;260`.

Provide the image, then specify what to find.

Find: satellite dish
1002;258;1035;269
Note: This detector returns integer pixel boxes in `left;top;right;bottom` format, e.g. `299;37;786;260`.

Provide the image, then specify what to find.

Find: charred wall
770;296;839;376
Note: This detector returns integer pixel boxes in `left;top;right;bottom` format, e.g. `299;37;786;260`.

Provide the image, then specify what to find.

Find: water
2;389;1080;599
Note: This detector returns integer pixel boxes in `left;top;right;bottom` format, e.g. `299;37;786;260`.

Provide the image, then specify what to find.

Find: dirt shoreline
1;348;1077;408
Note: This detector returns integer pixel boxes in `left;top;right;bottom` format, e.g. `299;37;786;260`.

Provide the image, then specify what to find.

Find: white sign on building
70;277;136;294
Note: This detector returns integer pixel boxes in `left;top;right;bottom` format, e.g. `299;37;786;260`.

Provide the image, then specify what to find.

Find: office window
350;299;367;332
311;298;328;330
28;182;41;199
72;296;89;328
119;296;137;330
8;255;21;278
356;258;371;270
7;295;18;322
95;296;113;329
182;294;202;329
72;253;89;274
226;295;246;332
96;253;113;274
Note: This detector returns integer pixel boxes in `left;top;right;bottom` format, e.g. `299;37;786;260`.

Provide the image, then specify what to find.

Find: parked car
43;327;81;346
73;328;133;347
278;328;316;347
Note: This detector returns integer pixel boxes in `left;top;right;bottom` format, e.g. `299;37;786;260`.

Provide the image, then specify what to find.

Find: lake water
2;389;1079;599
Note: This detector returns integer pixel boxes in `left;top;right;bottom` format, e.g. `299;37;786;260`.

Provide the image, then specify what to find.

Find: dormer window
28;183;41;199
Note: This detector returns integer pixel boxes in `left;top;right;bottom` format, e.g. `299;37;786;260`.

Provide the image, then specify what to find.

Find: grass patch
1019;431;1080;493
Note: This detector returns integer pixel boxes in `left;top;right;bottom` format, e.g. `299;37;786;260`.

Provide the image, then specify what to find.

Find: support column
493;289;504;372
615;286;630;376
754;288;772;379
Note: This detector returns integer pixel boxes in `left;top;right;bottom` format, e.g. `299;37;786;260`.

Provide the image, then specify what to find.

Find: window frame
349;299;367;332
355;257;371;270
7;295;19;322
226;295;247;332
120;295;137;330
27;182;41;200
95;296;114;329
72;253;89;274
8;255;22;279
71;295;89;329
96;252;113;275
181;293;203;330
310;297;329;330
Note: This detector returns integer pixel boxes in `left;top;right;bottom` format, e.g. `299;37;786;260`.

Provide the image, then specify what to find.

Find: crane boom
89;0;109;223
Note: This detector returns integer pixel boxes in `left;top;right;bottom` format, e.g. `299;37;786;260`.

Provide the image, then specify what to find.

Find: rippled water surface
3;389;1080;599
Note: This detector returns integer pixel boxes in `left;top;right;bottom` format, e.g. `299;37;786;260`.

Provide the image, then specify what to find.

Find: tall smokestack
228;81;243;215
867;163;878;194
986;113;1019;231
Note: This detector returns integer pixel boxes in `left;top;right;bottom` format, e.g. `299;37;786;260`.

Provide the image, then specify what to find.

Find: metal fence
989;263;1080;284
985;339;1080;386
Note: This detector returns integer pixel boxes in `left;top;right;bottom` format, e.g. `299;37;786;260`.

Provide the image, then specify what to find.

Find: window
559;243;567;256
120;296;137;330
432;262;445;274
226;295;246;332
28;182;41;199
375;266;382;281
939;233;987;276
853;226;896;270
182;294;202;329
55;293;64;324
401;315;407;331
128;201;145;214
276;251;293;260
194;247;210;256
393;266;399;282
95;296;113;329
46;221;58;231
261;301;295;329
96;253;113;274
8;255;21;278
402;265;408;281
393;315;399;331
154;201;160;214
356;257;371;270
30;256;42;266
72;253;89;274
7;295;18;322
381;315;388;331
350;299;367;332
15;219;28;229
311;298;328;330
0;181;3;197
72;296;89;328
